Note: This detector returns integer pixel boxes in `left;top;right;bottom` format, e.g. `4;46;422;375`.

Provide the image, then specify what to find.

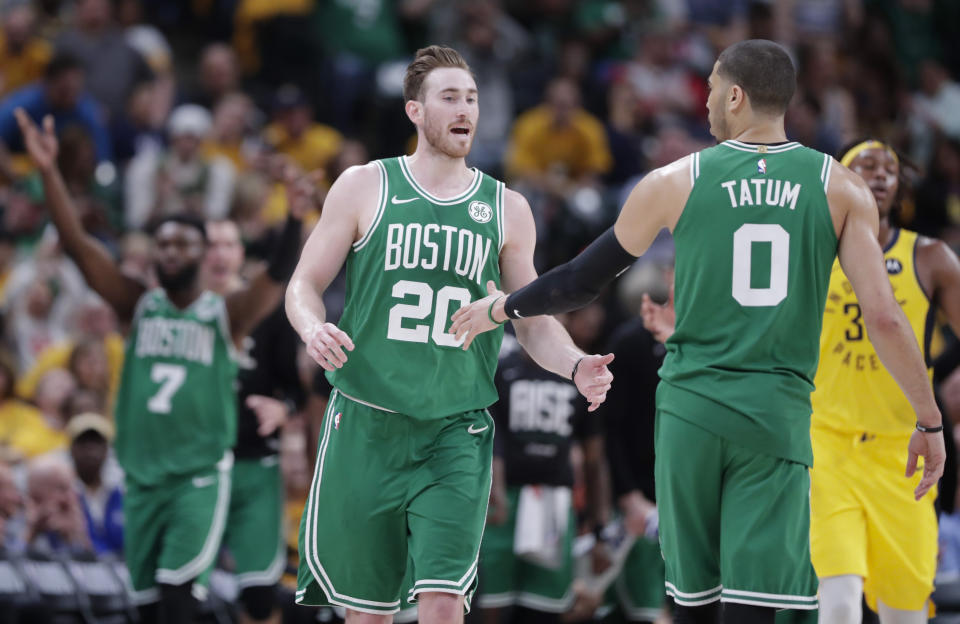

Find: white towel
513;485;571;570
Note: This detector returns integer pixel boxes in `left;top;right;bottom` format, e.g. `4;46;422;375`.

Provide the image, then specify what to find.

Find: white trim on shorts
721;587;818;610
665;582;722;606
300;390;401;614
130;587;160;605
155;451;233;586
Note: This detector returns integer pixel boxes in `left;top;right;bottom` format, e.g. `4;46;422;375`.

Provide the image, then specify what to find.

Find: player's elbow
862;305;905;338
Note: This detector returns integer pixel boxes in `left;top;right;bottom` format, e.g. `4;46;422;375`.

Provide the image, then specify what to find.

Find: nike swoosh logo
391;195;419;205
467;424;488;435
191;475;216;488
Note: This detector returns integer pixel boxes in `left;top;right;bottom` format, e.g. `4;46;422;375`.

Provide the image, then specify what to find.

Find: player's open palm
574;353;615;412
304;321;355;371
906;428;946;500
14;109;58;171
450;280;506;350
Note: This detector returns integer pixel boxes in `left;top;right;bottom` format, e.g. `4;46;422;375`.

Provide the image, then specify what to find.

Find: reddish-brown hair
403;45;472;102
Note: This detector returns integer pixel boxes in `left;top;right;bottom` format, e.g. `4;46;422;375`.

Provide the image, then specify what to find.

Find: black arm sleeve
504;227;637;319
266;215;303;282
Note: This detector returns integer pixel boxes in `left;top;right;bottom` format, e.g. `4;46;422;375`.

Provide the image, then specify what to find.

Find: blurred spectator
66;412;122;556
54;0;151;119
109;80;164;167
186;43;240;111
0;229;15;301
25;454;90;553
915;137;960;248
116;0;172;77
232;0;318;101
117;230;153;283
908;59;960;167
431;0;532;173
16;294;123;411
604;81;644;188
316;0;434;133
2;237;89;371
786;92;841;157
207;91;262;172
33;368;75;433
506;76;613;192
124;103;236;229
0;3;52;99
0;52;112;181
66;338;110;404
0;353;66;462
622;28;702;127
263;85;342;175
0;460;23;550
795;41;856;146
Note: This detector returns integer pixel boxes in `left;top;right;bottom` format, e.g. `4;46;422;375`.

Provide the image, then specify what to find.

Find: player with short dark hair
15;108;297;624
451;39;946;624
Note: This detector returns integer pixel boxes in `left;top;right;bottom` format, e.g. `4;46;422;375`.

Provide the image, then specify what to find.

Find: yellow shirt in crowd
506;105;613;181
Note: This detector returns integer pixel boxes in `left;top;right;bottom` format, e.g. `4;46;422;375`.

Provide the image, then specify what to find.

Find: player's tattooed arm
15;109;144;321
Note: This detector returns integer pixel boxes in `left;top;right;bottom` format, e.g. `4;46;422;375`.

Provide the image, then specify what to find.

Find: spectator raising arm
15;109;143;322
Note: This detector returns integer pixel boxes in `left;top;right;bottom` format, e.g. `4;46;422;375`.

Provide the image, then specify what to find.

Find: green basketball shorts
223;456;285;589
609;536;665;622
655;411;818;610
296;389;494;616
124;452;233;604
476;486;576;613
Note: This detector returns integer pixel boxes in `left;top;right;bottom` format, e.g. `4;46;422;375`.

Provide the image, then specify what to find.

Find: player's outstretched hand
450;280;506;350
640;285;675;343
574;353;615;412
906;426;946;500
247;395;290;436
15;109;58;171
304;322;355;371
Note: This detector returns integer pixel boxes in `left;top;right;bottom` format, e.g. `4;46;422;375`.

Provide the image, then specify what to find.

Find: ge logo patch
886;258;903;275
468;201;492;224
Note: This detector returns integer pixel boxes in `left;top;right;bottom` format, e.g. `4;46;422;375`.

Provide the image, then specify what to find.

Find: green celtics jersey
115;289;238;486
329;156;505;418
658;140;838;466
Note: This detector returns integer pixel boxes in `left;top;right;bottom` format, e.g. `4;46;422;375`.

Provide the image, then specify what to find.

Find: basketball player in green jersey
15;109;300;624
451;40;946;624
285;46;615;624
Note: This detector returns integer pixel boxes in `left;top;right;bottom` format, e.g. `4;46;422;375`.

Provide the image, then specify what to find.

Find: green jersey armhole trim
721;140;802;153
496;181;505;253
213;292;239;362
352;160;388;252
820;154;834;192
689;151;701;185
398;155;482;205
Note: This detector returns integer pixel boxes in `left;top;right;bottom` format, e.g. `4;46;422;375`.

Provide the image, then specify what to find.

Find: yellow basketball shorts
809;425;937;612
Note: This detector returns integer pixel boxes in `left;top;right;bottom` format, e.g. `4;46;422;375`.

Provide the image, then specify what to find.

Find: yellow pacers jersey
811;229;933;434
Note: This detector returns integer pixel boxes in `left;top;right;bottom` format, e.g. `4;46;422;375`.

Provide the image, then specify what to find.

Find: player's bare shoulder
324;161;383;243
500;186;536;249
825;160;876;237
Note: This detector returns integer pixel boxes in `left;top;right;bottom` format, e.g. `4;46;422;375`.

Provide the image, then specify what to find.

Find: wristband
916;422;943;433
487;296;506;325
571;356;586;381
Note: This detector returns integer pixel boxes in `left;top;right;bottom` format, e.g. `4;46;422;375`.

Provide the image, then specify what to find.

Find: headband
840;140;899;168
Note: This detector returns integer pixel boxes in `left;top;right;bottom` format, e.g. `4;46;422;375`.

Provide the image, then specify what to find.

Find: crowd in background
0;0;959;621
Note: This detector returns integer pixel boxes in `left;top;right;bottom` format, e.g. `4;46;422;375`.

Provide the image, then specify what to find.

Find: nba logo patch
334;412;342;430
757;158;767;174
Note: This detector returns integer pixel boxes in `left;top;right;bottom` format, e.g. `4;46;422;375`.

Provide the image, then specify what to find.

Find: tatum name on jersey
329;156;505;418
658;140;837;467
